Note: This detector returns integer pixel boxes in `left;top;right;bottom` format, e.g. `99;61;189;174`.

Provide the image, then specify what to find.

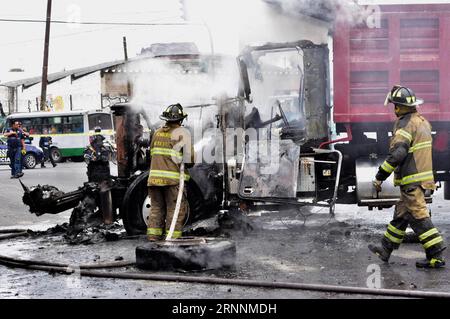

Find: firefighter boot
416;254;446;269
368;244;392;262
411;218;446;269
147;235;163;242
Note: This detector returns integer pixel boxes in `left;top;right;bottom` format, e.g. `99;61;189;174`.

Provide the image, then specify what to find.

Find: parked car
0;136;44;169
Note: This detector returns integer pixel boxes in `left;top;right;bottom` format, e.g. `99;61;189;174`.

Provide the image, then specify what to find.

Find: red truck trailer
332;4;450;207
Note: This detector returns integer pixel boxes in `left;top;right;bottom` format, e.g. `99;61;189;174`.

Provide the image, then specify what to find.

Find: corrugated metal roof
0;60;125;89
1;75;41;89
71;60;125;79
0;43;208;89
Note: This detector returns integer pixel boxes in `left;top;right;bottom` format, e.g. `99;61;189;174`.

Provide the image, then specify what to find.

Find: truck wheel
136;238;236;271
121;170;213;235
51;147;63;163
121;171;149;235
23;153;37;169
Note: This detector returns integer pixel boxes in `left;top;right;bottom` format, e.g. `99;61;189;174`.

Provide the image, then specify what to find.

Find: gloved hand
372;179;383;193
21;149;26;156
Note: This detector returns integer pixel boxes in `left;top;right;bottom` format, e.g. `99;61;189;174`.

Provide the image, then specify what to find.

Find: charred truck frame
23;40;343;236
21;4;450;238
118;40;343;235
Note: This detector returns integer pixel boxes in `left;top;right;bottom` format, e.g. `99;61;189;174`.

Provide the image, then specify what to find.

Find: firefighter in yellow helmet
146;104;194;241
369;86;446;268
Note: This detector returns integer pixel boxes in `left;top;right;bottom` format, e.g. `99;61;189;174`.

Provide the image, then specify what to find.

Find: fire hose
0;229;30;240
0;254;450;298
165;163;185;240
0;254;134;269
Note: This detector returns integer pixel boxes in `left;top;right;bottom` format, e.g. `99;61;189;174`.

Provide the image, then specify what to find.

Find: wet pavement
0;162;449;298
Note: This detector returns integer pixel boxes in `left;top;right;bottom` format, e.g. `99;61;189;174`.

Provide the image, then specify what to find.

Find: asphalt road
0;162;449;299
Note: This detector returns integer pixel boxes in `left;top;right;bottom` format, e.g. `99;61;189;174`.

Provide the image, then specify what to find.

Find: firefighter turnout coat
376;111;435;190
147;123;194;186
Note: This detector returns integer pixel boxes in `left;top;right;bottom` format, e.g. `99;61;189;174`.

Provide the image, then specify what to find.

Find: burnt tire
136;238;236;271
121;171;149;236
121;170;213;236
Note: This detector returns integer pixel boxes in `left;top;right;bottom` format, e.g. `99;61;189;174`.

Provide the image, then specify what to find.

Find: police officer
369;85;446;269
39;128;57;168
4;121;26;178
147;104;194;241
84;126;113;224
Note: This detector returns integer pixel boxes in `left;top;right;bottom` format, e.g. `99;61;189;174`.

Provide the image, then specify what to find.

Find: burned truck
22;40;342;237
23;5;450;235
115;40;342;235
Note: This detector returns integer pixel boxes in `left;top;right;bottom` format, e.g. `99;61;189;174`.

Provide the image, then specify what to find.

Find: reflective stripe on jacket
376;111;435;189
147;124;194;186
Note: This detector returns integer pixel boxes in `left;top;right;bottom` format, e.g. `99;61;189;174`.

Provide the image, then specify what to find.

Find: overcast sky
0;0;215;83
1;0;450;83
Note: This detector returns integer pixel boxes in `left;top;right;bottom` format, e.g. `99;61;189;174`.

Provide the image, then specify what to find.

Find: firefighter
369;85;446;268
147;103;194;241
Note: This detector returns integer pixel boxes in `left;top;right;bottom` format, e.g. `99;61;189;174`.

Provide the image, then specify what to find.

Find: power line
0;26;117;47
107;9;176;16
0;9;178;22
0;15;191;48
0;18;201;26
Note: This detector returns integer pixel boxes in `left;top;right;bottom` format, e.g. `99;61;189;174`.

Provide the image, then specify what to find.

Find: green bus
4;110;114;162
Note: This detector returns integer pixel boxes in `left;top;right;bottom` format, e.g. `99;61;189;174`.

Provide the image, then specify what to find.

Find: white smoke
271;0;378;27
125;55;239;127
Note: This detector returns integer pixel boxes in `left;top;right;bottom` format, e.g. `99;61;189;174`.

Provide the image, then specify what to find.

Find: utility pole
123;36;129;61
40;0;52;111
123;36;131;98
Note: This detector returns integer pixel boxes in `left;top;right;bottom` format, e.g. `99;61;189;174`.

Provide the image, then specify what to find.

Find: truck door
236;41;330;201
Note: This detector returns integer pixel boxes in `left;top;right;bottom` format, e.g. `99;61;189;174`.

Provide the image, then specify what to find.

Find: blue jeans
8;148;22;176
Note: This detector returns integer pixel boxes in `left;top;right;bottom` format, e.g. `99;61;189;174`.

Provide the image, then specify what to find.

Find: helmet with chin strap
160;103;187;123
384;85;424;108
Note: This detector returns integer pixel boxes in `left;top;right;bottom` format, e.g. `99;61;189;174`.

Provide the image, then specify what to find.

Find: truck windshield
245;48;305;126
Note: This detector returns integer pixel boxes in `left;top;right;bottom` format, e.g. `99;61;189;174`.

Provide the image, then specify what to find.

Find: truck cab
227;41;342;214
115;41;343;235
